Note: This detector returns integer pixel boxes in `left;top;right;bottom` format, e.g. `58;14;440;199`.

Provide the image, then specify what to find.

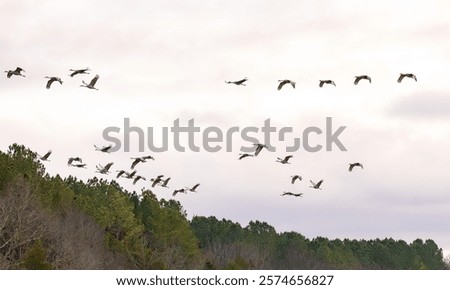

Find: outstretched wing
397;74;405;83
89;74;99;87
46;78;53;89
192;183;200;191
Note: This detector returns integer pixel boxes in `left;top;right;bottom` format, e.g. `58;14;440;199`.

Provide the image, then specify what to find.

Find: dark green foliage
0;144;447;270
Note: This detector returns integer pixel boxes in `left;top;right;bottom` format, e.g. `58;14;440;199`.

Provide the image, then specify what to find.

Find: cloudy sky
1;0;450;256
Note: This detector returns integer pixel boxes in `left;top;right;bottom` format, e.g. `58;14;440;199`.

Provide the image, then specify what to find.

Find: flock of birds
36;145;200;197
237;143;364;198
225;73;417;89
7;66;418;200
4;67;100;90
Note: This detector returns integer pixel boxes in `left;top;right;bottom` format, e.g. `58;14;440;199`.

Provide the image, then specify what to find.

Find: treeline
0;144;447;270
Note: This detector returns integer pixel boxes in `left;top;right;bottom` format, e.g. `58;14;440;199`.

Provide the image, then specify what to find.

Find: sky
1;0;450;257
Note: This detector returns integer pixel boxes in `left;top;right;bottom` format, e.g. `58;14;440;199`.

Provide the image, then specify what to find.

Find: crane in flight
133;175;146;185
354;75;371;85
80;74;100;90
310;179;324;190
45;76;63;89
5;67;25;78
185;183;200;193
37;150;52;161
96;162;114;175
225;77;248;86
319;80;336;87
239;153;254;160
291;175;302;184
281;192;303;197
253;143;268;156
397;73;417;83
69;68;90;77
276;155;293;164
349;162;364;172
172;188;187;196
277;79;296;90
130;155;154;170
94;144;112;153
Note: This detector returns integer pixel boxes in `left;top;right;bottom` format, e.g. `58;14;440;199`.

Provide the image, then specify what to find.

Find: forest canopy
0;144;447;270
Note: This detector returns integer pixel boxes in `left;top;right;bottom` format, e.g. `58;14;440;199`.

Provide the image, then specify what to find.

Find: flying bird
69;68;90;77
185;183;200;192
281;192;303;197
354;75;371;85
397;73;417;83
277;79;296;90
172;188;187;196
126;170;137;179
239;153;254;160
94;144;112;153
80;74;99;90
5;67;25;78
319;80;336;87
276;155;293;164
150;175;165;187
116;170;129;179
133;175;146;185
130;155;154;170
67;157;83;166
349;162;364;172
37;150;52;161
161;177;171;188
225;77;248;86
45;76;63;89
253;143;268;156
310;179;324;190
291;175;303;184
96;162;114;174
72;163;87;169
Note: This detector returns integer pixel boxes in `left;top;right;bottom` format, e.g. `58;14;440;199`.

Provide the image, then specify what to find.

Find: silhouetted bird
72;163;87;169
354;75;371;85
94;144;112;153
116;170;129;179
133;175;146;185
276;155;293;164
310;179;324;190
225;77;248;86
5;67;25;78
67;157;83;166
185;183;200;192
150;175;165;187
37;150;52;161
96;162;114;174
69;68;90;77
319;80;336;87
239;153;254;160
253;143;268;156
291;175;302;184
161;177;171;188
397;73;417;83
278;79;296;90
281;192;303;197
131;155;154;170
172;188;186;196
45;76;63;89
349;162;364;172
80;74;99;90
